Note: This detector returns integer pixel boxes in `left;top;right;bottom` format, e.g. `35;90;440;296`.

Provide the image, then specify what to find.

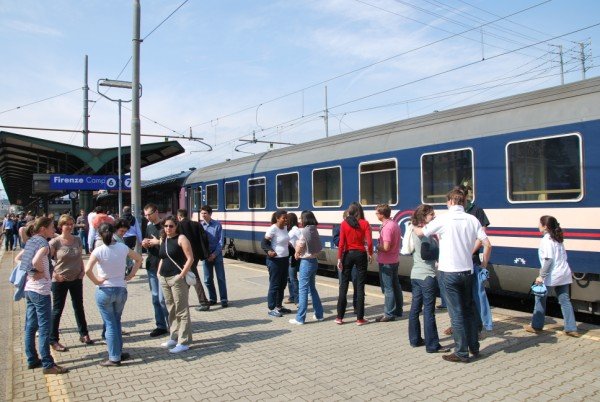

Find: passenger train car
184;78;600;315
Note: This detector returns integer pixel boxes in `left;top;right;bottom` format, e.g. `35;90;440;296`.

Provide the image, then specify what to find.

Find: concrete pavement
2;249;599;401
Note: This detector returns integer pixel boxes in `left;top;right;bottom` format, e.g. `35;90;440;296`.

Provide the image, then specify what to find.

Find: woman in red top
336;202;373;325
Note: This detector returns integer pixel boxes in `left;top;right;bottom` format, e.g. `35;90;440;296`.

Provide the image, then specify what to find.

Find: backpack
198;224;210;260
400;222;415;255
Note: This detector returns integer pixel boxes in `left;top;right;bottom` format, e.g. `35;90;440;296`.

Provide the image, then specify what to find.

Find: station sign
49;175;132;191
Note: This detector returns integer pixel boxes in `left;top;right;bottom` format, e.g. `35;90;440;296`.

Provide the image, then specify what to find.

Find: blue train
182;78;600;315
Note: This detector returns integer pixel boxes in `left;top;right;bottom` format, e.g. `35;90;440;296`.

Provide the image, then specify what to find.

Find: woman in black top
157;216;194;353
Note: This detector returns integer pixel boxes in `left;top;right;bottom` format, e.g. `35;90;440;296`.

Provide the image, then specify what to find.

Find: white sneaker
169;344;190;353
161;339;177;348
313;315;324;322
288;318;304;325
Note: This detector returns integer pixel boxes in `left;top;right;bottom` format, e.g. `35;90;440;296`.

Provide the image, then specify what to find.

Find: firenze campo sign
49;175;132;191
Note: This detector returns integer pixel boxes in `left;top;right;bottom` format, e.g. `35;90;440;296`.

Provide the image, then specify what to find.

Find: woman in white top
86;223;143;366
261;210;290;317
286;213;301;305
525;216;580;337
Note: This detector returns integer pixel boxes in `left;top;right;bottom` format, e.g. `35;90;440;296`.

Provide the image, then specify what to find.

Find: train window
193;186;202;212
276;172;299;209
248;177;266;209
421;148;473;205
312;166;342;207
506;133;583;203
359;159;398;206
206;184;218;210
225;181;240;210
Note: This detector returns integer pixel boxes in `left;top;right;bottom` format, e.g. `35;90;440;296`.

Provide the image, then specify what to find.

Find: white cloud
3;19;63;37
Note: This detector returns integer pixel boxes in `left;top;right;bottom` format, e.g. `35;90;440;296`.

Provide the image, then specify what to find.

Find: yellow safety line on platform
47;343;71;401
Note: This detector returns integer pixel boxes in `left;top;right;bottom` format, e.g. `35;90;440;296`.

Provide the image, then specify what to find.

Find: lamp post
97;79;141;214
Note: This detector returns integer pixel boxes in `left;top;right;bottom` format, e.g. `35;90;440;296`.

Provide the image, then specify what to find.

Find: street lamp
97;79;142;214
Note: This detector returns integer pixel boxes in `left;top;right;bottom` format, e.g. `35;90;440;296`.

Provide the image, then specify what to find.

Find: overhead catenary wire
197;21;600;152
0;88;81;116
187;0;553;131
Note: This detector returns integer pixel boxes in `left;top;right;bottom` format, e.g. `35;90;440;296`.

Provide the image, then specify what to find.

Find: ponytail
540;215;564;243
98;223;115;246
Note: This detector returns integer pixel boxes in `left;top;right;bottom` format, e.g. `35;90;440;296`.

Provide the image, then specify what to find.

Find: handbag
400;222;415;255
530;282;547;297
8;262;27;301
164;237;196;286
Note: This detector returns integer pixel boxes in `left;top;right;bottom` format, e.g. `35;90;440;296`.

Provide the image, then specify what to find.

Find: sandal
50;342;69;352
80;335;95;345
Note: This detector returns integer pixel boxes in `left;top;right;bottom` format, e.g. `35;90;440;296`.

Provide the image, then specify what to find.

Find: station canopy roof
0;131;185;206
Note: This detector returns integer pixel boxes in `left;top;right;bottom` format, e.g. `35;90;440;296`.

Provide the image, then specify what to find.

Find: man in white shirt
414;189;491;363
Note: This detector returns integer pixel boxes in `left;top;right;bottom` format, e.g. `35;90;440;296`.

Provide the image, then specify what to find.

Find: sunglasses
164;224;176;228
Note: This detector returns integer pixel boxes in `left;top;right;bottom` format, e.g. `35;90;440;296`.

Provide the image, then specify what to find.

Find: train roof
186;76;600;185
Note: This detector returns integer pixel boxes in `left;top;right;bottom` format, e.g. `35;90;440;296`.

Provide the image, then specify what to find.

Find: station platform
1;248;599;402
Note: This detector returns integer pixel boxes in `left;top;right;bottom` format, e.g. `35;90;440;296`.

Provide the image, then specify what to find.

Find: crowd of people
9;186;581;374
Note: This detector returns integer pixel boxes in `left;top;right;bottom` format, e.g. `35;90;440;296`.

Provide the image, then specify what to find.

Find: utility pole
131;0;142;227
83;55;89;148
580;42;587;80
324;86;329;138
80;55;92;214
549;44;565;85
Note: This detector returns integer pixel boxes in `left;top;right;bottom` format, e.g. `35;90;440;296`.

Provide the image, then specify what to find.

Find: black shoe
427;346;451;354
120;352;131;361
196;305;210;312
221;301;229;308
99;359;121;367
436;305;447;310
149;328;168;337
411;339;425;347
375;315;395;322
278;307;292;314
28;359;42;369
442;353;469;363
209;301;217;306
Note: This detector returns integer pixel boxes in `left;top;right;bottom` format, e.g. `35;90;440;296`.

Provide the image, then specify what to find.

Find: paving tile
1;254;599;401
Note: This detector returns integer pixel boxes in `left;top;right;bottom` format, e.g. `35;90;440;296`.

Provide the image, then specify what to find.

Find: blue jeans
440;270;479;359
147;268;168;330
203;254;228;303
295;258;323;323
437;274;447;308
378;263;403;317
472;265;493;331
288;261;299;303
409;277;442;352
267;257;289;310
532;284;577;332
78;229;89;254
96;287;128;361
24;291;55;369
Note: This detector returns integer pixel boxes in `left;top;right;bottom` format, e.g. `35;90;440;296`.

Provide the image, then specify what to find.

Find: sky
1;0;600;199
